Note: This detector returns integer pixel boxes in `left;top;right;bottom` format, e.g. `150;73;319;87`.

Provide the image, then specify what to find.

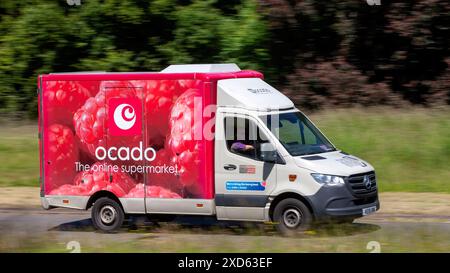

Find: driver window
224;116;269;161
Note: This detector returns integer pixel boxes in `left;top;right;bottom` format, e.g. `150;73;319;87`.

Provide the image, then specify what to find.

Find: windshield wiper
291;150;316;156
309;149;336;155
294;148;336;156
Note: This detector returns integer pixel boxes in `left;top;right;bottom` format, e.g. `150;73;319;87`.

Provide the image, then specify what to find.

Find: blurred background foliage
0;0;449;117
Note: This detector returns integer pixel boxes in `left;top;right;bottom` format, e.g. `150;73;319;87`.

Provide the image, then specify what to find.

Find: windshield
261;111;336;156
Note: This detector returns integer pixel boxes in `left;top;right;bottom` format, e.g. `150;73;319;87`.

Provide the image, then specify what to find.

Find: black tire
273;198;312;236
91;197;124;233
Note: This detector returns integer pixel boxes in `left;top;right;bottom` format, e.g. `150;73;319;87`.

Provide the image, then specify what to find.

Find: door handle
223;164;237;171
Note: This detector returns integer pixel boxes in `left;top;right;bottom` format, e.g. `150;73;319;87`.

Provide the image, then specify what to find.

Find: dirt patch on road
363;192;450;223
1;187;449;219
0;187;40;208
377;192;450;216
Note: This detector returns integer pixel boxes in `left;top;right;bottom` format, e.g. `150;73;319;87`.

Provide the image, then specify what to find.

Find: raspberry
132;79;201;148
125;183;181;198
73;81;142;159
77;81;100;98
49;184;87;195
167;89;203;195
44;81;92;128
77;162;137;196
147;148;180;191
50;162;138;197
46;124;79;193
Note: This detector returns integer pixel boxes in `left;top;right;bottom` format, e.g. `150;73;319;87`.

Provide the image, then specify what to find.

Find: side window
224;116;270;161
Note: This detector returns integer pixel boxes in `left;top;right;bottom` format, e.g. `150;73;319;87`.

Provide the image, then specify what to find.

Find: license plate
362;206;377;216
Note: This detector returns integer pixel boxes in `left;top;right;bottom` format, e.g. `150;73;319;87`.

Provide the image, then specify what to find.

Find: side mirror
260;142;278;163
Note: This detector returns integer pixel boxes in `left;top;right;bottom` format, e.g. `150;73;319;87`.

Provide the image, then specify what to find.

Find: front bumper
305;184;380;220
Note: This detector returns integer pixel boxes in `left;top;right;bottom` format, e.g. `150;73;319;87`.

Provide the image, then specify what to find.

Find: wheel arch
269;192;314;221
86;190;123;210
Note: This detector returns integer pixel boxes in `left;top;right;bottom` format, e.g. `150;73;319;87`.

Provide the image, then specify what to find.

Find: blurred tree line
0;0;448;117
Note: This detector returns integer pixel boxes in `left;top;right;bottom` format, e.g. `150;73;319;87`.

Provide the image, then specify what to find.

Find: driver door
214;112;278;221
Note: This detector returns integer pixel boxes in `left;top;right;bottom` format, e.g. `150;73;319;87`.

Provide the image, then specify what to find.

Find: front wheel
273;198;312;236
91;197;125;233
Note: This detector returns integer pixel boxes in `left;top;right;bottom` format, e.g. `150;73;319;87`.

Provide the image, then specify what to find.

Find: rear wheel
91;197;124;233
273;198;312;236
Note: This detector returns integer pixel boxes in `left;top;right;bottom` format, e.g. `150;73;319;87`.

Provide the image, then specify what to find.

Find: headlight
311;173;345;186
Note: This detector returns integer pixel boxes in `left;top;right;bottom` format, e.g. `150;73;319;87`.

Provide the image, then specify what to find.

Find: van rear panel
40;76;215;204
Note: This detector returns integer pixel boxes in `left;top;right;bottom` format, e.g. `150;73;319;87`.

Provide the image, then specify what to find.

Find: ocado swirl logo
108;98;141;136
113;103;136;130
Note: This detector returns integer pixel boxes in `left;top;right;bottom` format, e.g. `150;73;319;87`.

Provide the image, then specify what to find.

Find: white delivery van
38;64;379;234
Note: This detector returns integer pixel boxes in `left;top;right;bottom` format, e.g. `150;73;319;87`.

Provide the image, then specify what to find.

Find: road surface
0;207;448;252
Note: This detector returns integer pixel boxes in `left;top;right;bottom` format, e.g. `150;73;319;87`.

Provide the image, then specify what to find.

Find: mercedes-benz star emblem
363;175;371;190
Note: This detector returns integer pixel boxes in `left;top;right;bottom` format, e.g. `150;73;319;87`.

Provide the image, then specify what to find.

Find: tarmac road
0;207;449;252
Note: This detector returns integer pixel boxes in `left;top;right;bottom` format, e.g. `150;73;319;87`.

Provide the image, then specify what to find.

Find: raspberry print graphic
171;148;200;187
46;124;79;191
125;183;182;198
77;81;100;98
48;184;87;195
166;89;203;195
44;81;92;128
132;79;201;148
73;81;142;160
50;162;137;197
147;148;180;191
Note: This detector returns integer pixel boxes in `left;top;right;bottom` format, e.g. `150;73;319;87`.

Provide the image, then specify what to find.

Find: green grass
0;107;450;193
310;107;450;193
0;123;38;187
